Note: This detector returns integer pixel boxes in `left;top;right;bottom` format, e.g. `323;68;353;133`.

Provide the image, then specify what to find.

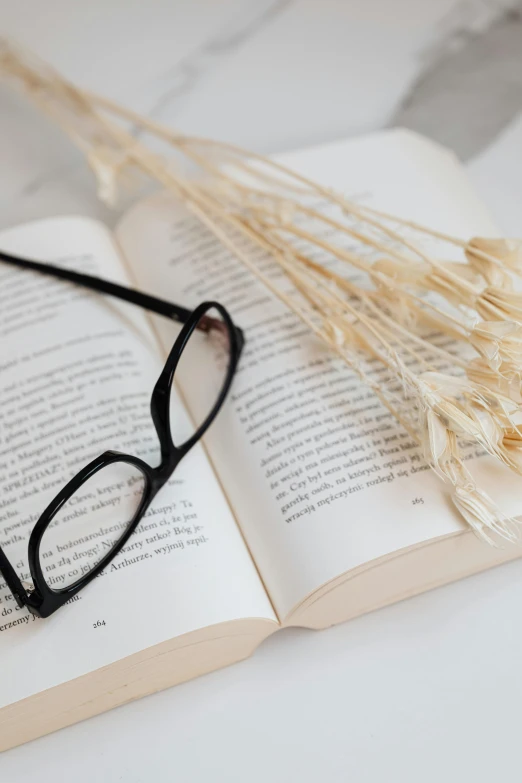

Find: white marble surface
1;1;522;781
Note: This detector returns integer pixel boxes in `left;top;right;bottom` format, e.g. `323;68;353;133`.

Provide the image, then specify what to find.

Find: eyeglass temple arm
0;545;30;608
0;249;197;326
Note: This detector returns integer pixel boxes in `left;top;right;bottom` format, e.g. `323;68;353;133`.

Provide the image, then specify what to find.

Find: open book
1;129;521;752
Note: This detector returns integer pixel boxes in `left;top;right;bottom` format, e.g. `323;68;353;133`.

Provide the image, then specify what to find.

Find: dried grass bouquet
2;39;522;544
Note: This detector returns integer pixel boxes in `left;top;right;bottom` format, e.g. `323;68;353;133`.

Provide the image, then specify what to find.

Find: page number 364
93;620;106;629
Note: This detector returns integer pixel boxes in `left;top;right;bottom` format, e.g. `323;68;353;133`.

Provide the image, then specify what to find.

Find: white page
117;129;522;619
0;216;275;709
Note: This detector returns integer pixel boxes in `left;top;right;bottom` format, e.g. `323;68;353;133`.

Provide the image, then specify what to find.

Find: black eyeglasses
0;249;243;618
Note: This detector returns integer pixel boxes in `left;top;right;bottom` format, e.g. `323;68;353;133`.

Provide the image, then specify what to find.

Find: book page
117;129;522;619
0;216;275;710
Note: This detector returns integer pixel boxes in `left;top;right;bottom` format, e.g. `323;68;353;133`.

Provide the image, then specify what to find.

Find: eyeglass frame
0;250;243;619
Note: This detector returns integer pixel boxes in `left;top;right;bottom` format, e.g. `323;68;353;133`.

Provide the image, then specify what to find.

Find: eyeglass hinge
21;579;35;595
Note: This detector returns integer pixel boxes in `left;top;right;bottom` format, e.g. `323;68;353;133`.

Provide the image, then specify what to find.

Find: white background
1;1;522;780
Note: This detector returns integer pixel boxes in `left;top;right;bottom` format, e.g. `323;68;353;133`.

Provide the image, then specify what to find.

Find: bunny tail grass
2;38;522;545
